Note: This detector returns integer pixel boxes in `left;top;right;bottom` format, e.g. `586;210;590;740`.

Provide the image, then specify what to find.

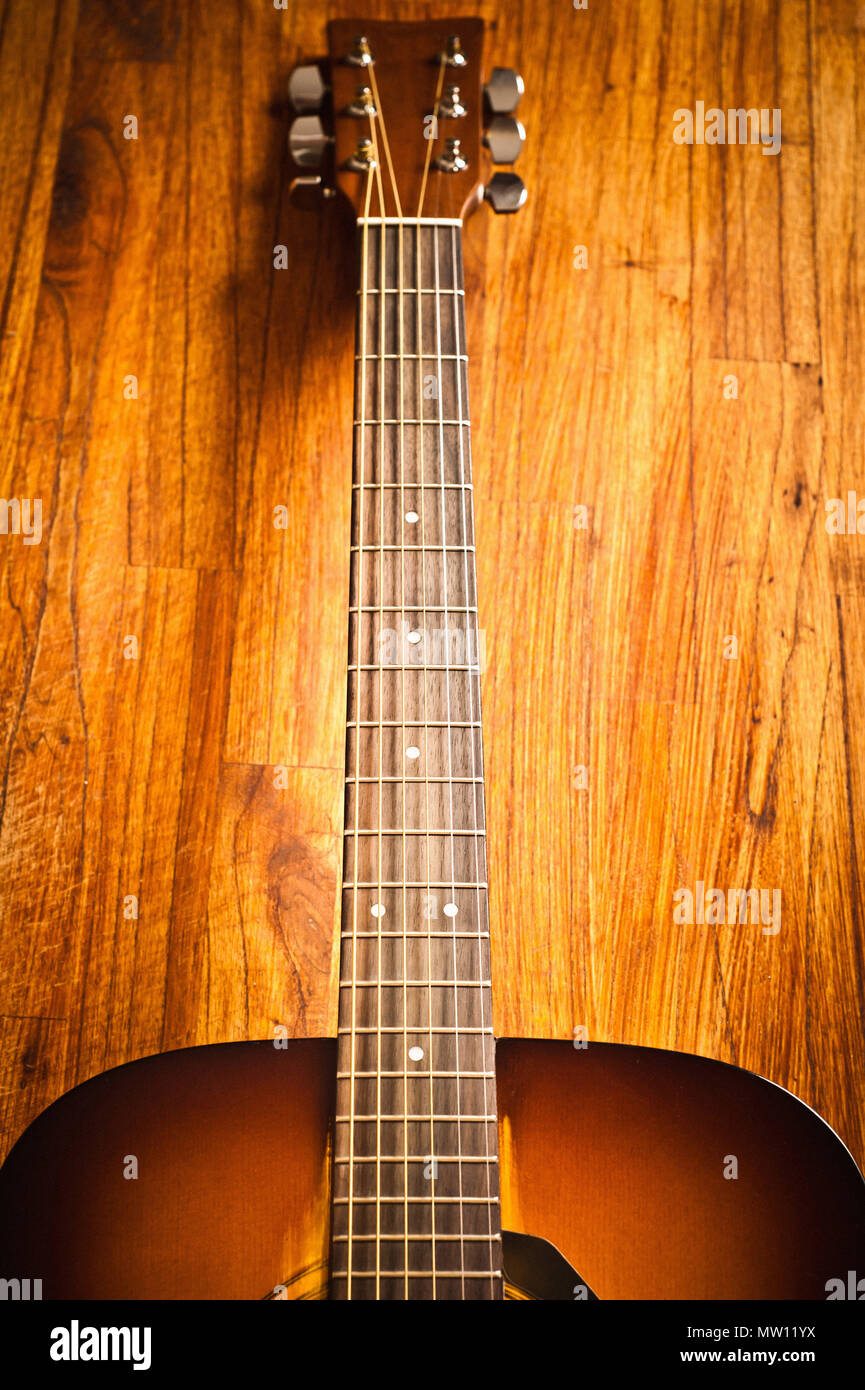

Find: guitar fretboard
331;220;502;1301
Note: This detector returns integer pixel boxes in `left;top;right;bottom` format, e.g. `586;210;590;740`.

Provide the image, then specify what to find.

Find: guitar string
366;117;385;1301
416;222;436;1298
451;222;497;1297
365;93;400;1298
355;53;469;1293
376;205;385;1303
419;67;452;1295
397;216;408;1298
416;51;447;1295
368;89;388;226
350;223;493;1294
434;222;466;1298
368;62;402;219
348;164;375;1302
416;56;447;219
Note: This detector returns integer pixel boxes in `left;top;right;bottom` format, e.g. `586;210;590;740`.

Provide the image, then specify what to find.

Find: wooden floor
1;0;864;1173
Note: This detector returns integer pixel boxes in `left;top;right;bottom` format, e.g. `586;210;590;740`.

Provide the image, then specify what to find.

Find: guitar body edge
0;1037;861;1300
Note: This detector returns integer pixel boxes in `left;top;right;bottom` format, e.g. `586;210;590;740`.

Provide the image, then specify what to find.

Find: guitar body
1;1038;861;1300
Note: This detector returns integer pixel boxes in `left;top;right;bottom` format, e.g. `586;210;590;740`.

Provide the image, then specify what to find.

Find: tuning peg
434;138;468;173
438;84;466;120
289;64;327;113
288;175;336;210
484;115;526;164
345;35;374;67
345;84;376;118
288;114;330;168
484;67;524;115
441;35;467;67
484;171;527;214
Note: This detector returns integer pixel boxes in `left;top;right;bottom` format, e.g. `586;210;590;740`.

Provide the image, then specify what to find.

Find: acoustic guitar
1;17;863;1302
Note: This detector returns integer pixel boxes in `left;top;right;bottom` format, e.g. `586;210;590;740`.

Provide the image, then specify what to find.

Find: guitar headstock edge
287;17;526;224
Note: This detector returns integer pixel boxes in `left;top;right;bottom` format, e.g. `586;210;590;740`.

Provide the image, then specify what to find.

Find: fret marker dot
405;511;419;524
370;903;386;918
406;746;420;760
408;630;422;644
408;1046;424;1062
443;903;458;917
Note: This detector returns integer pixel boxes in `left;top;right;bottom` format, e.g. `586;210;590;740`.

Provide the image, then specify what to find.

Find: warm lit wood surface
1;0;863;1171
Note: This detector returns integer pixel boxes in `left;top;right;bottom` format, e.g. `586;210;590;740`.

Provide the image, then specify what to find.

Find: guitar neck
331;217;503;1300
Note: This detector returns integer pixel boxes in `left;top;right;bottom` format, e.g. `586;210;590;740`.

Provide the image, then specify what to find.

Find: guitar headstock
287;18;526;222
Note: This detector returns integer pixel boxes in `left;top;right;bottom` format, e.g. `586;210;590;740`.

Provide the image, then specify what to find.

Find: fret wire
343;933;490;941
334;1234;497;1243
347;828;485;836
352;482;473;490
339;981;492;990
340;1081;495;1090
333;1106;495;1117
356;217;463;224
338;1026;493;1035
354;287;465;294
350;666;480;675
349;665;480;672
334;1196;495;1205
356;353;468;361
347;719;481;726
350;544;475;551
334;1151;495;1159
350;606;478;613
336;1114;497;1121
331;1271;503;1280
346;774;483;782
353;418;467;426
342;880;488;888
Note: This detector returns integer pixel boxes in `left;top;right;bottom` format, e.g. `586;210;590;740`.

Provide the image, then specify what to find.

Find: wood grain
1;0;864;1179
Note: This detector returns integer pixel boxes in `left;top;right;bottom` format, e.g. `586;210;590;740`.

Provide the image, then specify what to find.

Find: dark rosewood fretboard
330;219;502;1300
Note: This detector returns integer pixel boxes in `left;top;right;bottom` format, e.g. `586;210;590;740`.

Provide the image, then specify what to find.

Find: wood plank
0;0;863;1183
0;0;79;480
